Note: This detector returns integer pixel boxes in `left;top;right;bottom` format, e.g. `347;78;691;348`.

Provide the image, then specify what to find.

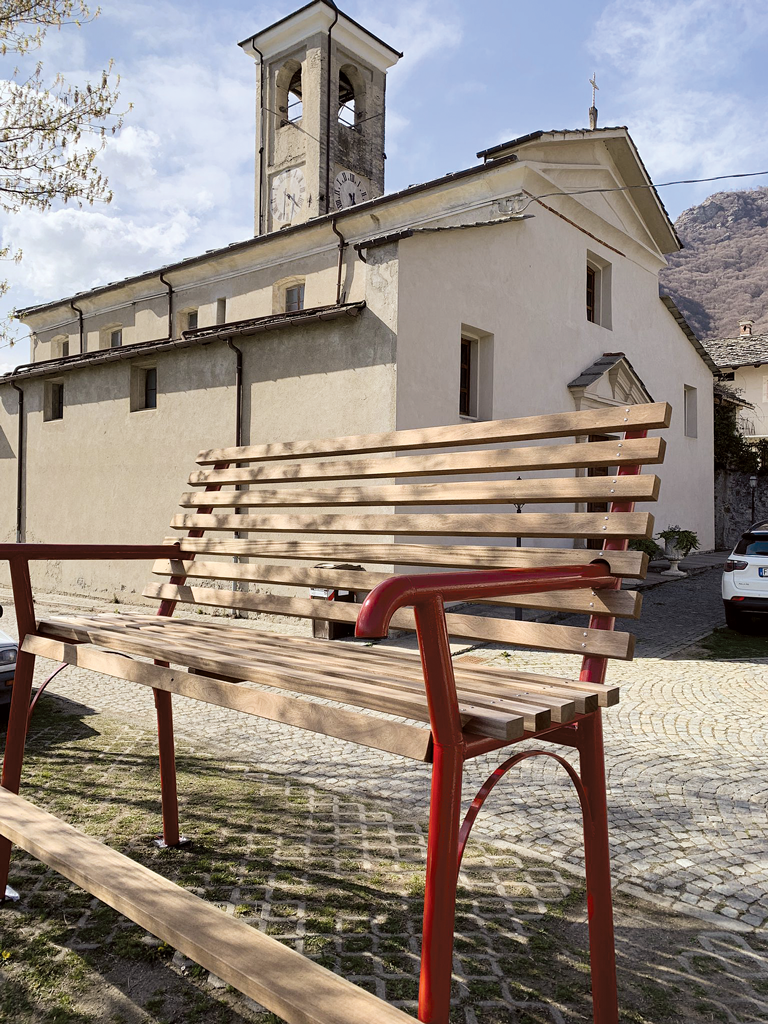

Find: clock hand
348;192;356;205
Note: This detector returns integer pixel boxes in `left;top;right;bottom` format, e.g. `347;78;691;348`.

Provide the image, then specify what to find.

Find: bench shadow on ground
2;695;767;1024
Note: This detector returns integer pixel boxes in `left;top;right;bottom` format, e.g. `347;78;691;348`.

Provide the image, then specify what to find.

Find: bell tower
239;1;401;235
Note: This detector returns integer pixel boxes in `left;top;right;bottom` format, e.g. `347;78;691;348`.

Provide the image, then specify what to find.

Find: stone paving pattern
0;563;765;939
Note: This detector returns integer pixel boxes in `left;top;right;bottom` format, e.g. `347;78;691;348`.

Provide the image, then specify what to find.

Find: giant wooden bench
0;402;670;1024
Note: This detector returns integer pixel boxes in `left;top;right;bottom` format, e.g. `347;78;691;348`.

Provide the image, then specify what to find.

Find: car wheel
724;602;747;631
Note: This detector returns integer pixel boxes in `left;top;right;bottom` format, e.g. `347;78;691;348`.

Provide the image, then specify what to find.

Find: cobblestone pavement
1;565;766;944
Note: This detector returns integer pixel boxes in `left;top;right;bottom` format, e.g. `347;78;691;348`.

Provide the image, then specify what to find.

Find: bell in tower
239;1;401;235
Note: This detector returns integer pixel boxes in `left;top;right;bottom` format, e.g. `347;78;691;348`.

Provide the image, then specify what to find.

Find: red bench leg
578;711;619;1024
0;556;37;899
153;686;182;847
418;740;463;1024
0;647;36;898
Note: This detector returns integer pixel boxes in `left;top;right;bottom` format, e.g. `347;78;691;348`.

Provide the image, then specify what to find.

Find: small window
131;365;158;412
459;336;473;417
110;328;122;349
144;367;157;409
339;70;356;127
585;253;612;329
186;309;198;331
44;380;64;421
285;284;304;313
586;266;596;323
287;68;303;124
216;298;227;325
51;335;69;359
684;384;698;438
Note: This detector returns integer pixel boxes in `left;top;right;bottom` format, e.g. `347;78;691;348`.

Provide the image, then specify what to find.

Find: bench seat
27;613;619;761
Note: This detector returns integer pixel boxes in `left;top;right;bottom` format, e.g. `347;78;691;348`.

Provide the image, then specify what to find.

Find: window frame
585;252;612;329
285;283;305;313
683;384;698;438
110;328;123;349
44;379;64;422
130;364;158;412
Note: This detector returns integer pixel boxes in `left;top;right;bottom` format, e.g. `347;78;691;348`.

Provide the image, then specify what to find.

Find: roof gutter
1;303;366;383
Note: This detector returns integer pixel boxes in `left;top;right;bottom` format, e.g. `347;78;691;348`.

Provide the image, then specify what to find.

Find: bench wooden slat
27;631;533;738
76;620;572;726
189;437;666;486
39;613;622;708
197;402;671;464
151;559;641;618
23;634;436;759
167;537;648;578
0;787;418;1024
178;475;660;509
170;511;654;539
139;585;634;659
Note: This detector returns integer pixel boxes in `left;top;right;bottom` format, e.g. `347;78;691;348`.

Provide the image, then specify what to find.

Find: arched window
338;71;355;127
276;60;303;128
338;65;365;130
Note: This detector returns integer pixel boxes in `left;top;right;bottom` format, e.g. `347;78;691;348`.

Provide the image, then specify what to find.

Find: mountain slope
660;187;768;341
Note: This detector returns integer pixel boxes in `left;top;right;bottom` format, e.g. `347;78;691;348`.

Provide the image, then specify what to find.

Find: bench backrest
144;402;671;663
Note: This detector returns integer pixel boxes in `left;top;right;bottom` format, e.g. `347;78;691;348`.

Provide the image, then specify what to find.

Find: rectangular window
684;384;698;438
585;253;612;328
216;298;227;325
130;365;158;411
459;336;473;417
44;381;64;421
110;328;122;348
187;310;198;331
285;284;304;312
144;367;157;409
586;265;596;323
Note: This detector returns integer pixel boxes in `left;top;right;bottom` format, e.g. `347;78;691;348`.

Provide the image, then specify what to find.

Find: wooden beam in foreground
0;788;414;1024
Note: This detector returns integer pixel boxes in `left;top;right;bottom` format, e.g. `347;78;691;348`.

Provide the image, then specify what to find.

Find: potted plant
657;525;700;576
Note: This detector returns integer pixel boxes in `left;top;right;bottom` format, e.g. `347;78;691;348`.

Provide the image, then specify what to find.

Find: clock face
333;170;368;210
270;167;306;224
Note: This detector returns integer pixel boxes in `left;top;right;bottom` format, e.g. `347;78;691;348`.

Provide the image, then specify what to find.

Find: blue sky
2;0;768;367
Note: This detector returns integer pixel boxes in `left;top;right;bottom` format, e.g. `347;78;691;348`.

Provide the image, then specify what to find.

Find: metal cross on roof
590;73;599;107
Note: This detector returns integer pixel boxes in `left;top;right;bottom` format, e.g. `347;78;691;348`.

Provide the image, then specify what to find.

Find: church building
0;0;715;599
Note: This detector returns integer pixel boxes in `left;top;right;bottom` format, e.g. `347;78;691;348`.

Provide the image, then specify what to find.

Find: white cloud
592;0;768;184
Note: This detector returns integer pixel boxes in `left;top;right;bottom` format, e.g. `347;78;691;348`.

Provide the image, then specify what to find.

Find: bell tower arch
239;1;401;235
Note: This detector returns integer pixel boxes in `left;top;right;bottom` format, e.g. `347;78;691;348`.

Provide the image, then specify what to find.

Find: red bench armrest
355;563;614;639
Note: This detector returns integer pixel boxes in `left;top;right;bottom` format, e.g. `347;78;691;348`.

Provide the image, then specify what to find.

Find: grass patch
695;625;768;659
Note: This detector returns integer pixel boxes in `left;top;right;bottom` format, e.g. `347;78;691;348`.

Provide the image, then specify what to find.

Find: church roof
477;127;681;255
239;0;402;59
703;335;768;369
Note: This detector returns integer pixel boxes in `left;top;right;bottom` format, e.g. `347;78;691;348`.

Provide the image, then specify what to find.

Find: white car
722;521;768;630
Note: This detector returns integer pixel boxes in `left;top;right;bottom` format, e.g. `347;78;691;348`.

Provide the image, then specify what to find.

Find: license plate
759;568;768;577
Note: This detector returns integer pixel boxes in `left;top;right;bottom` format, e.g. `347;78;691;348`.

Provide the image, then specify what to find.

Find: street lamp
750;475;758;524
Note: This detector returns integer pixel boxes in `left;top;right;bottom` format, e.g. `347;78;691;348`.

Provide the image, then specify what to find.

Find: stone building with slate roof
705;322;768;437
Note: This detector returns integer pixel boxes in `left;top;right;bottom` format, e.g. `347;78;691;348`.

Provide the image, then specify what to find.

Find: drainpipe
160;271;173;339
70;300;84;354
10;380;23;543
331;218;347;304
227;339;243;446
227;339;244;616
324;1;339;214
252;43;266;236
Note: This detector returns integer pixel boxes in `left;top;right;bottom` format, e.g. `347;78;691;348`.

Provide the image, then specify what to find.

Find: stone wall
715;468;768;548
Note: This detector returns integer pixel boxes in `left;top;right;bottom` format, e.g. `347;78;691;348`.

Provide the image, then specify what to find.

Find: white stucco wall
394;206;715;548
